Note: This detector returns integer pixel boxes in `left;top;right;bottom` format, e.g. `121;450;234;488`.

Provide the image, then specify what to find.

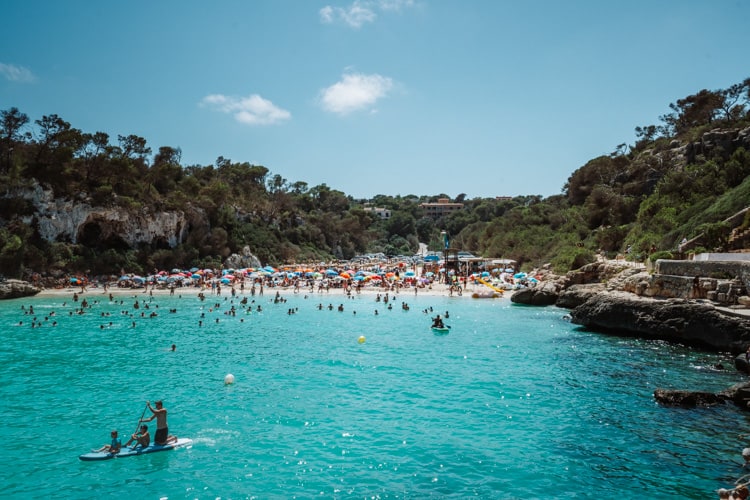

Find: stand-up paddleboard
79;437;192;461
432;326;450;334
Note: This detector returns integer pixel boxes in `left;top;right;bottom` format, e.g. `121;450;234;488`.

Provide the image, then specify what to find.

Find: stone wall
655;259;750;292
694;253;750;262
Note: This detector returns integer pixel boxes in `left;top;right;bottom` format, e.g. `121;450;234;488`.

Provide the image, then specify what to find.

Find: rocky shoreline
511;258;750;412
0;279;41;300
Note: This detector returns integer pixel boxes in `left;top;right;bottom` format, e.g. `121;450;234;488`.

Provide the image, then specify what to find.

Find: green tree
1;107;30;173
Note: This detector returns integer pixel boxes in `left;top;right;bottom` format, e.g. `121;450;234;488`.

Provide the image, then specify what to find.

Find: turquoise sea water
0;289;748;499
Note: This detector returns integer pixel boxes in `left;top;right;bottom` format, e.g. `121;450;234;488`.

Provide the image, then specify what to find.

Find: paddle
130;403;148;447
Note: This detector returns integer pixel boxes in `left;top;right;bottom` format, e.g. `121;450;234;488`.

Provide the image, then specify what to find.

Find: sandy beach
35;279;505;301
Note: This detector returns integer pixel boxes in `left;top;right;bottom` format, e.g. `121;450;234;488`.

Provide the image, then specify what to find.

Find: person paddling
140;400;177;445
431;315;444;328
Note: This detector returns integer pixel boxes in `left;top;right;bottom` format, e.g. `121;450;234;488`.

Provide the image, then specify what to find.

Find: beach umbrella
118;275;130;281
340;272;351;279
220;278;231;284
504;268;514;273
404;271;415;277
132;276;145;283
424;255;439;262
514;272;527;279
189;267;199;273
481;271;490;277
325;269;338;276
353;275;365;281
425;271;434;277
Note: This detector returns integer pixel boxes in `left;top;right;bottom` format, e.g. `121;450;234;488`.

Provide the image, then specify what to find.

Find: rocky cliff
0;279;40;299
569;292;750;352
10;183;206;249
511;258;750;353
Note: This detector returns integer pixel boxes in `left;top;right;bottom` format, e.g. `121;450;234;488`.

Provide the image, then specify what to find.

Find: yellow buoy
358;335;366;344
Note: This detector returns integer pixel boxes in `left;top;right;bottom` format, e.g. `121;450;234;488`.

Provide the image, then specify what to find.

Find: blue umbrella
514;272;527;279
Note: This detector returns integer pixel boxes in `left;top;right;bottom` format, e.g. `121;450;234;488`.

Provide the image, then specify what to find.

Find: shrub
649;250;674;263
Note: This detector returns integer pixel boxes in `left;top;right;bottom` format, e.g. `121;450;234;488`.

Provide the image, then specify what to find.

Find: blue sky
2;1;748;200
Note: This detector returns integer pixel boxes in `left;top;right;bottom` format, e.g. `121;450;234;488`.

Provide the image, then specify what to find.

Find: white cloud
319;72;394;115
377;0;415;12
200;93;291;125
319;0;414;28
0;63;36;83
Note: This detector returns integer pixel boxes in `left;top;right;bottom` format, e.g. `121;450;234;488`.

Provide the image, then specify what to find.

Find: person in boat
140;400;177;445
93;429;121;454
124;424;150;449
431;315;444;328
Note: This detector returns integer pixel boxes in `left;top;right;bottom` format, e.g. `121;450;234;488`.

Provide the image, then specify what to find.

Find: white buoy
224;373;235;385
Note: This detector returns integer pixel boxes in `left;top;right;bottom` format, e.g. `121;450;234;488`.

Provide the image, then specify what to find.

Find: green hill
1;78;749;279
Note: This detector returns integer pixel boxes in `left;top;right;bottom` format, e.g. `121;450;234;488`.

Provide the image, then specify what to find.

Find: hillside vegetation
1;78;749;278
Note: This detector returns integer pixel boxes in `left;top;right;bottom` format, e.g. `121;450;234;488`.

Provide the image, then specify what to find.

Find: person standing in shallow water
140;400;176;445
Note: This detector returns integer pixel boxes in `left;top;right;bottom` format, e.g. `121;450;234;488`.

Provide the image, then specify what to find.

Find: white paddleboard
79;437;192;461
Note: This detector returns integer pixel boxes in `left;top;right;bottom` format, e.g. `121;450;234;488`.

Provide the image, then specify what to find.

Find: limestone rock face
510;282;559;306
224;246;262;270
0;279;40;299
12;183;205;249
569;292;750;352
555;283;606;309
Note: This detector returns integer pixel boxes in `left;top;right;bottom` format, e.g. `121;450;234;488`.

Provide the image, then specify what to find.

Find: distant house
419;198;464;219
363;206;391;219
